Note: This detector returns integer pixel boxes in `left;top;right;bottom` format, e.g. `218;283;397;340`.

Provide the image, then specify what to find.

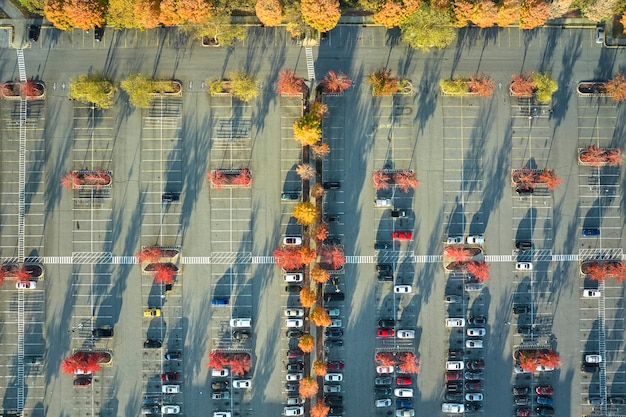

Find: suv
323;182;341;190
376;264;393;273
374;242;392;250
515;241;532;251
28;25;40;42
92;327;113;338
230;318;252;328
144;339;162;348
378;319;396;328
513;305;530;314
391;209;408;218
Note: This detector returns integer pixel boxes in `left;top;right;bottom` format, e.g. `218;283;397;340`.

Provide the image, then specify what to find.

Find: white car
467;328;486;337
283;236;302;245
583;289;601;298
211;369;229;377
445;318;465;328
233;379;251;389
327;308;340;317
213;413;231;417
466;340;483;349
396;409;415;417
162;385;180;393
285;309;304;317
394;388;413;398
394;285;412;294
446;361;464;370
286;373;303;381
397;330;415;339
514;365;531;374
329;319;342;328
324;384;341;393
283;406;304;416
466;235;484;244
465;393;483;401
162;405;180;414
596;26;605;44
376;366;394;374
324;373;343;382
285;319;303;328
515;262;533;271
585;354;603;363
284;273;303;283
442;403;464;414
230;318;252;328
375;398;392;407
16;281;36;289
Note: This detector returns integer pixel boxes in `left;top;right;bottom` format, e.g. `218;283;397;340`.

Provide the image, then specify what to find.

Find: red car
445;371;463;381
396;376;412;385
73;377;92;387
287;349;304;358
392;231;413;240
161;372;179;382
377;328;395;337
327;361;345;371
536;386;554;396
465;380;483;390
516;408;532;417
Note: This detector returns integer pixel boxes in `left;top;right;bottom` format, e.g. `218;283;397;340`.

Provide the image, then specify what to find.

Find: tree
277;69;305;95
398;352;420;374
373;0;405;27
69;74;116;109
622;13;626;34
310;403;330;417
586;262;609;282
207;170;229;189
309;102;328;120
512;167;536;189
299;376;319;397
537;350;562;369
229;353;252;376
519;0;549;29
60;171;81;191
313;360;327;376
299;246;317;266
532;72;558;103
311;264;331;283
293;202;318;226
452;0;473;26
440;77;470;94
61;0;105;30
136;246;163;263
375;352;396;366
400;6;457;51
510;73;535;97
310;305;331;326
467;261;490;282
176;0;212;23
444;246;473;262
394;170;419;192
368;68;399;96
312;142;331;159
14;267;32;282
300;288;316;307
604;74;626;103
227;72;258;103
231;169;253;187
472;0;499;27
548;0;571;18
518;351;538;372
311;183;325;198
255;0;283;25
273;246;305;270
82;352;104;373
61;354;81;374
44;0;73;30
580;145;606;167
194;10;247;46
537;168;562;190
314;224;329;243
301;0;341;32
121;74;155;108
134;0;161;28
83;170;110;188
609;263;626;282
320;71;352;94
468;73;495;97
159;0;183;25
372;170;392;190
207;351;229;370
107;0;140;28
298;334;315;352
296;164;316;180
319;246;346;270
20;80;43;100
605;148;622;166
294;113;322;146
497;0;519;26
585;0;618;22
152;263;176;284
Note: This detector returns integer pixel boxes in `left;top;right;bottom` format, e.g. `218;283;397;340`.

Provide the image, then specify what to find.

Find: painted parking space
280;95;304;198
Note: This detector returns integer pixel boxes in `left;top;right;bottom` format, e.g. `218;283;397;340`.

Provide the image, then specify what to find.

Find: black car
92;327;113;338
609;397;626;405
374;242;392;250
513;305;530;314
445;393;463;402
513;386;530;396
233;330;251;341
588;397;602;405
324;339;343;348
516;187;534;195
325;328;343;338
143;339;161;348
211;381;229;390
324;293;344;302
73;376;92;386
324;236;342;245
535;406;555;416
517;325;532;335
323;182;341;190
286;285;303;293
378;319;396;328
94;26;104;42
391;209;408;218
286;329;304;338
378;273;393;282
448;349;464;360
28;25;40;42
286;362;304;372
286;383;299;392
324;395;343;405
374;386;392;395
328;406;343;415
515;396;530;406
466;359;484;371
446;382;462;392
581;363;600;373
376;264;392;273
515;241;532;251
468;316;486;326
162;192;180;202
465;402;482;412
164;351;182;360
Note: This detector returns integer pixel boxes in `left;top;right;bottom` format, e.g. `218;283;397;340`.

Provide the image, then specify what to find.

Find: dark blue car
211;297;229;306
582;228;600;236
537;396;554;405
396;399;412;408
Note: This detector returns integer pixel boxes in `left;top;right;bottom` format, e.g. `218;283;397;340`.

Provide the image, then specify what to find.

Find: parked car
467;328;486;337
93;26;104;42
444;295;462;303
327;308;340;317
286;362;304;372
162;384;180;393
391;209;408;218
374;386;392;395
375;398;392;407
325;328;343;338
286;397;304;405
537;396;554;405
327;406;343;415
446;236;463;244
609;397;626;405
465;381;483;390
465;393;483;401
445;393;463;402
581;363;600;372
377;328;395;337
161;372;179;381
582;228;600;236
397;330;415;339
583;289;601;298
233;379;251;389
516;408;532;417
164;351;182;361
397;400;413;408
466;235;484;244
213;413;231;417
232;330;251;341
394;388;413;398
441;403;464;414
73;377;92;387
283;406;304;416
374;242;393;250
230;318;252;328
324;339;343;348
585;354;602;363
465;402;482;412
445;371;463;381
378;319;396;327
588;397;602;405
513;305;530;314
287;349;304;358
515;396;530;406
212;391;230;400
323;182;341;190
92;327;113;338
325;373;343;382
143;308;161;317
286;285;303;293
466;340;483;348
324;395;343;406
376;376;392;385
285;383;298;392
535;386;554;396
392;231;412;240
329;319;342;328
211;381;228;390
445;318;465;327
446;382;463;392
376;366;394;374
394;285;412;293
516;187;534;195
325;385;342;393
281;192;300;201
446;361;464;370
396;376;412;385
211;297;229;305
465;283;483;291
28;25;40;42
468;316;486;325
286;373;303;381
516;262;533;270
286;329;303;338
466;360;484;371
375;198;392;207
396;409;414;417
143;339;162;348
211;368;229;377
284;273;303;283
464;372;483;380
285;319;303;328
283;236;302;245
535;406;555;416
515;241;532;251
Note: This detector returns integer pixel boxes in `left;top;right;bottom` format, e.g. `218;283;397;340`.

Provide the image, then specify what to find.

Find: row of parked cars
140;352;182;415
514;385;555;416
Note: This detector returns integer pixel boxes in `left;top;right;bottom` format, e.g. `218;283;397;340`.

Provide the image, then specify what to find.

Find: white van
375;198;392;207
445;318;465;328
284;406;304;416
230;318;252;328
283;273;303;283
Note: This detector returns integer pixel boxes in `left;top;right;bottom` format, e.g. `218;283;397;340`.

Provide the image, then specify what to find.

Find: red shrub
320;70;352;94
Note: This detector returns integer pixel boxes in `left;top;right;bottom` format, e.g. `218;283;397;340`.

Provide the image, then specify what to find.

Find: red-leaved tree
398;352;420;374
277;69;305;95
394;170;419;192
468;73;495;97
605;148;622;166
537;350;562;369
467;261;490;282
444;246;473;262
319;246;346;270
372;170;391;190
14;267;31;282
299;376;319;398
152;263;176;284
518;351;538;372
580;145;606;167
207;170;229;189
537;168;562;190
512;167;536;189
136;246;163;264
207;351;229;370
273;246;305;270
375;352;396;366
229;353;251;376
60;171;81;191
320;71;352;94
511;73;535;97
603;73;626;102
311;264;331;283
310;402;330;417
315;223;329;242
231;169;253;187
313;359;328;376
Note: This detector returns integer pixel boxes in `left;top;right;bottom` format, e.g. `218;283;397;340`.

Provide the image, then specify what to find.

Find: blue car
396;399;412;408
582;228;600;236
211;297;229;306
537;396;554;405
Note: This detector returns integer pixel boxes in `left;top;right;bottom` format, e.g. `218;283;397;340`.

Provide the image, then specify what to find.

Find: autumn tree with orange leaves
519;0;549;29
299;246;317;266
319;246;346;270
44;0;105;30
312;142;331;159
300;288;316;307
313;360;328;376
394;170;419;192
299;376;319;397
134;0;161;28
311;402;330;417
511;73;535;97
311;264;331;283
320;71;353;94
468;73;496;96
152;263;176;284
467;260;490;282
315;224;330;243
229;353;252;376
375;352;396;366
207;351;229;370
372;170;392;190
497;0;519;26
301;0;341;32
445;246;473;262
310;305;331;326
537;350;562;369
298;334;315;352
136;246;163;263
604;74;626;103
277;69;305;96
512;166;536;189
296;164;316;180
373;0;404;27
60;171;81;191
274;246;305;271
398;352;420;374
518;351;538;372
255;0;283;26
537;168;562;190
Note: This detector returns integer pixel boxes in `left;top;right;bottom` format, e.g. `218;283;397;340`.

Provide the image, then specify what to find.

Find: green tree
532;72;557;103
192;10;247;46
230;71;259;102
69;74;116;109
121;73;155;108
439;77;470;95
400;6;457;51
